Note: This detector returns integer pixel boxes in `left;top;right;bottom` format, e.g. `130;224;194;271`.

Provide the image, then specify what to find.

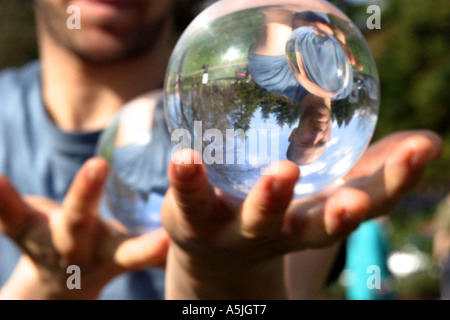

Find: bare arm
285;243;341;299
251;8;294;56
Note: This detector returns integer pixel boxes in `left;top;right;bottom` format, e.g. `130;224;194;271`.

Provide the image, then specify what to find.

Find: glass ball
164;0;379;199
96;91;171;235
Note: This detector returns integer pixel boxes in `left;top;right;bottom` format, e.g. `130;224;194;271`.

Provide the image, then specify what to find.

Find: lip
69;0;139;12
71;0;140;5
69;0;141;31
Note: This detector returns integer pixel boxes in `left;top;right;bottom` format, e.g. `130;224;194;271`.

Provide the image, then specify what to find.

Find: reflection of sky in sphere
295;109;377;195
235;107;377;197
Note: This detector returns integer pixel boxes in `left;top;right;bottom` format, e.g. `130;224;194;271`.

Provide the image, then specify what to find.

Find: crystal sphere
164;0;380;199
96;91;172;235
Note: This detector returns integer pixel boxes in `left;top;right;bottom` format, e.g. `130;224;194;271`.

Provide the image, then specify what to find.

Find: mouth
313;121;330;131
68;0;141;31
296;140;327;148
70;0;139;11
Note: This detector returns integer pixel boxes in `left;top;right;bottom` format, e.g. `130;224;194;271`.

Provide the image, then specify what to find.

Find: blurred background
0;0;448;299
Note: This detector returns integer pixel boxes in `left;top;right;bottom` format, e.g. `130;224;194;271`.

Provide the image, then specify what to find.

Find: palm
19;196;127;283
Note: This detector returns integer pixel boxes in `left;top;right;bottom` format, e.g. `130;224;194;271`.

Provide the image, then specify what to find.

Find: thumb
0;175;34;240
115;228;170;269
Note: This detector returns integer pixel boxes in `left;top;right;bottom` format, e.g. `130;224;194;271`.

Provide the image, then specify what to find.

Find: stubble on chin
35;0;170;65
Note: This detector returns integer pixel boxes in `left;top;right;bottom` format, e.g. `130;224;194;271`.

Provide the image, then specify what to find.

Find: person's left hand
0;158;169;300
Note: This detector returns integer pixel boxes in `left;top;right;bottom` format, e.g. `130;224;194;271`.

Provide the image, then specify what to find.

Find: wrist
0;256;102;300
165;245;287;300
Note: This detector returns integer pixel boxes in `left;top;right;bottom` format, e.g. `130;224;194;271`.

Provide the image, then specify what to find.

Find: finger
167;149;216;230
0;176;34;239
282;131;444;249
348;131;443;218
323;187;372;237
281;186;371;250
115;228;170;269
62;157;109;232
25;196;60;213
241;160;299;239
348;130;443;179
58;158;109;260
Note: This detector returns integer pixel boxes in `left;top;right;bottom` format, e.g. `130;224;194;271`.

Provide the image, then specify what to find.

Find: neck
39;20;172;132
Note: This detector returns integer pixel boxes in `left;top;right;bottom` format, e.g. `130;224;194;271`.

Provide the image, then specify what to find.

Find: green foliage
366;0;450;184
330;0;450;187
179;8;263;76
233;81;302;131
322;0;448;300
0;1;38;70
175;78;364;134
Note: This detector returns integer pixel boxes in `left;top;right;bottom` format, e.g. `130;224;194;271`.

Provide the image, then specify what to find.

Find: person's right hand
0;157;169;300
161;130;443;299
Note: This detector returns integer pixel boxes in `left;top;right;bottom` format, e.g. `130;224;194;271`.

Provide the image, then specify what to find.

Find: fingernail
171;149;203;165
328;211;350;235
263;162;280;176
271;178;293;197
342;210;365;232
341;211;353;224
175;164;197;179
87;161;107;183
410;151;427;168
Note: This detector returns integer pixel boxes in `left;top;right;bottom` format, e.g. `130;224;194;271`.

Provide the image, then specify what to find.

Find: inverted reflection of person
248;7;356;104
286;94;332;165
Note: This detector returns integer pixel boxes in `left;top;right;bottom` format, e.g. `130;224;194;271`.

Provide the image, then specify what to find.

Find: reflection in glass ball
164;0;379;199
96;91;172;235
285;25;351;98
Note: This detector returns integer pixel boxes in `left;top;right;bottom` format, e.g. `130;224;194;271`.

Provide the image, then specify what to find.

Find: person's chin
69;31;136;64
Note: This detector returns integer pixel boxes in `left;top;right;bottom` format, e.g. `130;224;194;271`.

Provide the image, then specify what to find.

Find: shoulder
0;60;40;93
0;60;41;117
0;61;42;165
0;60;40;83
